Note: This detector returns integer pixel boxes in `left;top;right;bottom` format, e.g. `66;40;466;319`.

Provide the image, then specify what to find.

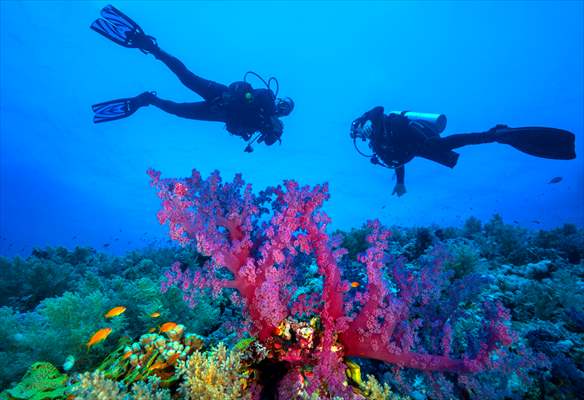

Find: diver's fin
92;97;137;123
91;5;142;48
90;5;156;52
495;126;576;160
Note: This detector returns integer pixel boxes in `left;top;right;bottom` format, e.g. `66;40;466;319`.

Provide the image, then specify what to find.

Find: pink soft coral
148;168;515;397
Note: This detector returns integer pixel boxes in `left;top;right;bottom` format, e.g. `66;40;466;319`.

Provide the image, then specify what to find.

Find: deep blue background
1;1;583;256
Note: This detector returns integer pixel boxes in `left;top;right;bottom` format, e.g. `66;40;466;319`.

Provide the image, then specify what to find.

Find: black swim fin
494;125;576;160
92;97;139;123
90;5;157;53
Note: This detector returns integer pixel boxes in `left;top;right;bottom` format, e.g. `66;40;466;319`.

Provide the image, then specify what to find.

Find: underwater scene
0;1;583;399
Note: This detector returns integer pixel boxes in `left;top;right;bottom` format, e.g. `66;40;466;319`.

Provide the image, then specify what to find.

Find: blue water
1;0;582;257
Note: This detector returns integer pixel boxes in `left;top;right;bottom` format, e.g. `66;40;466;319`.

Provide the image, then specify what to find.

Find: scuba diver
90;5;294;152
350;107;576;196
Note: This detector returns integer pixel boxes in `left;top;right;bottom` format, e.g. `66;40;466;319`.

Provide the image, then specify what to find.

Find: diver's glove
392;183;407;197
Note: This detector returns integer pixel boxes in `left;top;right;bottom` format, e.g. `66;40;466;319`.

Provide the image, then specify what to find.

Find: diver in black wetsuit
90;5;294;151
351;106;576;196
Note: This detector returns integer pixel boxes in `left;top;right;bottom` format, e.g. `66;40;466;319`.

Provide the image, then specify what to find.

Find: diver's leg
149;97;226;122
434;132;498;150
150;48;228;101
437;127;576;160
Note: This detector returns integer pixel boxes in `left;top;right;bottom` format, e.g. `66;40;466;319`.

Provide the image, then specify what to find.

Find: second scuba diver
351;107;576;196
90;5;294;152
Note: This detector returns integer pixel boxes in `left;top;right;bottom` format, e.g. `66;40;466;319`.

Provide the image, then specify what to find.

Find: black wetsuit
360;106;515;185
148;48;281;143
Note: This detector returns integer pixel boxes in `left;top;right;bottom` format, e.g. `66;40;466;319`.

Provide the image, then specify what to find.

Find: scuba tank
388;111;447;134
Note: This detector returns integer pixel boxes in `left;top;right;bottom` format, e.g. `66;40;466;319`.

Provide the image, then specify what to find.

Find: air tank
389;111;447;134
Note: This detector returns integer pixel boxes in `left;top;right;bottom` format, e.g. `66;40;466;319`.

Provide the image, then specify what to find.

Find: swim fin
92;97;137;123
90;4;157;53
92;92;155;123
494;125;576;160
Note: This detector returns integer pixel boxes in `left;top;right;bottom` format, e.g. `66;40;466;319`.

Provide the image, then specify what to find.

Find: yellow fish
104;306;126;319
345;360;362;385
350;281;360;288
159;322;178;333
148;327;156;333
150;312;161;318
87;328;112;349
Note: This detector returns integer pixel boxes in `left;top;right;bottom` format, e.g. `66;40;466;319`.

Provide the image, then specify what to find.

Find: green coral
1;362;67;400
233;337;255;352
0;247;94;312
444;238;482;279
0;245;221;389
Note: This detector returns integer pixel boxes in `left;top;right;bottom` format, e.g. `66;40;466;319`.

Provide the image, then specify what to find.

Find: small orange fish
166;353;180;365
148;328;156;333
149;361;168;371
122;351;133;360
87;328;112;349
104;306;126;319
159;322;178;333
150;312;161;318
350;281;360;288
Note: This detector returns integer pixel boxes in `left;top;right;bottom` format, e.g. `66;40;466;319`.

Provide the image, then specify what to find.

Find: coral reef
0;362;67;400
0;246;220;388
95;325;204;387
70;371;172;400
178;343;251;400
1;178;582;398
147;169;528;398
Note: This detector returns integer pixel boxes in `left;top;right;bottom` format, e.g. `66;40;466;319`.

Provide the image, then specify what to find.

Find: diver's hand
260;116;283;145
392;183;407;197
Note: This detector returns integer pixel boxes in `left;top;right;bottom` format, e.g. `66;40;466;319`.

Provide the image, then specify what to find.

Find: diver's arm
351;106;385;138
364;106;385;120
392;165;407;197
352;106;384;127
395;165;405;185
360;106;385;125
